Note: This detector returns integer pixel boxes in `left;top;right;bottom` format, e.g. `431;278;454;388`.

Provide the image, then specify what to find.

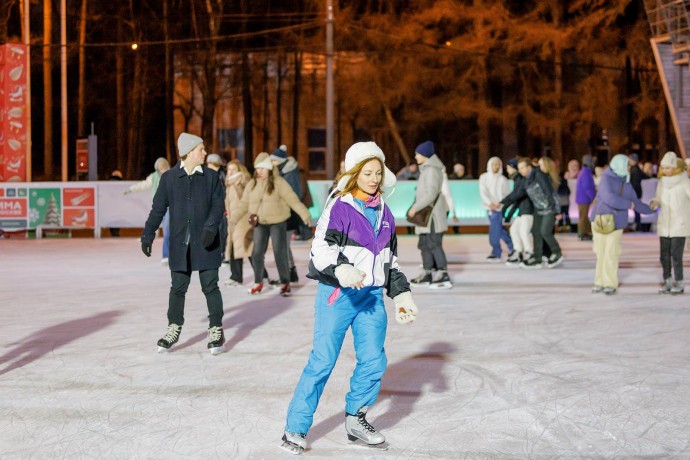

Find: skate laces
208;326;222;342
356;412;376;433
163;324;181;342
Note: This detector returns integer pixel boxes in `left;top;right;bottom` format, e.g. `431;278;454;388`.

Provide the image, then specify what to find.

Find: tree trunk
242;52;253;167
276;54;282;143
164;0;173;163
291;51;301;159
115;22;125;175
126;52;143;178
263;59;269;150
382;104;409;164
77;0;87;137
43;0;53;178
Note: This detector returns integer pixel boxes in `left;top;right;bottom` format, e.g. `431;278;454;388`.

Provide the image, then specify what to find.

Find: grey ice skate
659;278;672;294
157;323;182;353
670;281;685;295
345;407;386;447
280;431;306;455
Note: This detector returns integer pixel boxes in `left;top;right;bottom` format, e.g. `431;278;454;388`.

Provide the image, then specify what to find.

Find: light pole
22;0;32;181
326;0;334;179
61;0;68;181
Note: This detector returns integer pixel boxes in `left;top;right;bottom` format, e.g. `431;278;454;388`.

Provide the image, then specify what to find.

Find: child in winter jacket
650;151;690;294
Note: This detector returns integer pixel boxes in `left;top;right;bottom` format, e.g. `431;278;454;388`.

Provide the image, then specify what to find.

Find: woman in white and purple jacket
280;142;418;455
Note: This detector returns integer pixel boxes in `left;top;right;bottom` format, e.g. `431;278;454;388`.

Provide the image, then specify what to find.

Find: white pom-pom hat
337;141;396;191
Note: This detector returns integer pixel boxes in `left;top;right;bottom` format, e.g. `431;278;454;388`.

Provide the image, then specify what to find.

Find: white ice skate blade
280;440;305;455
429;281;453;290
347;438;389;451
157;346;171;353
209;345;225;355
410;282;430;287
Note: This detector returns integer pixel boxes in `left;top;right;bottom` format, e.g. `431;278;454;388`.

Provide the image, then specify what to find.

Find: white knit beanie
660;151;678;168
253;152;274;170
177;133;203;157
337;142;396;191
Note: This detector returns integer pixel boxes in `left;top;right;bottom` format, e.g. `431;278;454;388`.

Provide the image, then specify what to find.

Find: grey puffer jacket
413;155;449;234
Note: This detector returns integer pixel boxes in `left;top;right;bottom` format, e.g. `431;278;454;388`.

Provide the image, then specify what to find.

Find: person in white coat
480;156;514;262
407;141;452;289
649;151;690;295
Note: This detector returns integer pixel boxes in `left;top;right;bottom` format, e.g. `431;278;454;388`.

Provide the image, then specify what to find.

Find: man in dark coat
628;153;648;231
141;132;226;355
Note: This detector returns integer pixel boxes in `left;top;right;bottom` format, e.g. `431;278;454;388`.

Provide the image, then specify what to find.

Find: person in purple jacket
280;142;419;455
575;153;596;241
590;154;654;295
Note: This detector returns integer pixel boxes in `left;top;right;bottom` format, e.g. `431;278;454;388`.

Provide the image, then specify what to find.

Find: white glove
334;264;366;289
393;291;418;324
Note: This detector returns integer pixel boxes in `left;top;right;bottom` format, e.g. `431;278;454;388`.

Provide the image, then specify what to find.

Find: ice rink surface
1;233;689;459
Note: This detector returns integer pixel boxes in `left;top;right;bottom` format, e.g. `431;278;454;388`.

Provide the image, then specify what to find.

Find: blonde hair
658;161;686;178
227;159;250;181
337;157;385;197
539;156;560;188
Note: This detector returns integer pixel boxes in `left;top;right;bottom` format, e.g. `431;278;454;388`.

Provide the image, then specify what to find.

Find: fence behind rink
0;179;658;237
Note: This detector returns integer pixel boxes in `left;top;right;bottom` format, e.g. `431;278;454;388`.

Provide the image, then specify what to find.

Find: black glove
141;241;152;257
201;228;216;248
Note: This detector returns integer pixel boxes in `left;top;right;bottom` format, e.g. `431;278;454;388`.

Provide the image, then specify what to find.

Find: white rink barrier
0;178;658;237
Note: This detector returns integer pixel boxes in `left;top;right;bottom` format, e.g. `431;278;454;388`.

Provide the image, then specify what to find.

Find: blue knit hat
270;145;287;162
506;157;519;169
415;141;435;158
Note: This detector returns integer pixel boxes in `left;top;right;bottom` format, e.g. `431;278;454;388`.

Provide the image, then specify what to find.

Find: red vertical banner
0;44;29;182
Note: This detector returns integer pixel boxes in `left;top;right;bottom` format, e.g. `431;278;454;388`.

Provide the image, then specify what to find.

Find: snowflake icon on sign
29;208;39;224
37;197;45;206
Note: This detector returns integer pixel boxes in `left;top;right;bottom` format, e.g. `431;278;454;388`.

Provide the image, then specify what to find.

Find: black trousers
230;256;268;283
252;220;290;284
532;213;561;259
660;236;685;281
168;268;223;327
418;221;448;271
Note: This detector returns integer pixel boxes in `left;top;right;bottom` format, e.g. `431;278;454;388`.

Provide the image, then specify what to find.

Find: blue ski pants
285;283;388;435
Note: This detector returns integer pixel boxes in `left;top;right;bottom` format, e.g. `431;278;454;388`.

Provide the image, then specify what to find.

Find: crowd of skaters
135;133;690;310
395;146;690;297
129;131;690;455
134;133;690;327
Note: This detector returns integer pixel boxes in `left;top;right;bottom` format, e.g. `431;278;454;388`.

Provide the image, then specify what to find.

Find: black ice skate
345;407;387;449
429;270;453;290
410;270;432;286
207;326;225;355
157;323;182;353
280;431;306;455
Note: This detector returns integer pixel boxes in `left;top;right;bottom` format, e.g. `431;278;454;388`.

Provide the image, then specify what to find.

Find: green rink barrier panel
0;179;658;237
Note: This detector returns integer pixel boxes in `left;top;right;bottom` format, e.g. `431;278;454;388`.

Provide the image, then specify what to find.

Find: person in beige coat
650;151;690;294
224;160;254;286
230;152;311;297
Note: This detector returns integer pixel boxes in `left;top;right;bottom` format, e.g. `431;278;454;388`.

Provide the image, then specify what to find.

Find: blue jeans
162;211;170;259
488;210;513;257
285;283;388;435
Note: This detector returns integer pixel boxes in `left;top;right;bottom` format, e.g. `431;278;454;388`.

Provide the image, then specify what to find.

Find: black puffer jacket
501;168;558;216
501;173;534;222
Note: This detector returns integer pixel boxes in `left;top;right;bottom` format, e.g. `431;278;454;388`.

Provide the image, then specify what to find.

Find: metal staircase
643;0;690;158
